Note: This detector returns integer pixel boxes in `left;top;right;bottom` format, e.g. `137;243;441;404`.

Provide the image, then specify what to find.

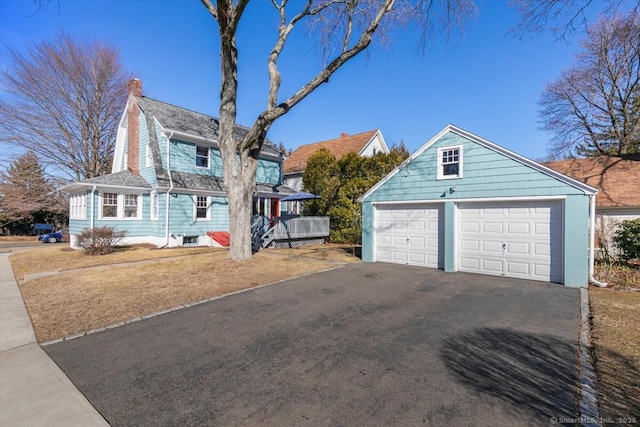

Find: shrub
76;226;126;255
613;219;640;262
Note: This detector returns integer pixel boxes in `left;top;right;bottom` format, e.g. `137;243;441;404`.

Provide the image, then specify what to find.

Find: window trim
69;193;87;220
101;192;119;219
99;192;143;220
437;145;463;180
195;145;210;169
194;195;210;221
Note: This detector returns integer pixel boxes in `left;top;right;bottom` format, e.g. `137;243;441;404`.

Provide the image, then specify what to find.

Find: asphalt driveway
44;262;581;426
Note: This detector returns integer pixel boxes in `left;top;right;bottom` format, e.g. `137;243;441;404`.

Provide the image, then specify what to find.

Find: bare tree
538;11;640;157
201;0;476;260
510;0;639;39
0;32;134;181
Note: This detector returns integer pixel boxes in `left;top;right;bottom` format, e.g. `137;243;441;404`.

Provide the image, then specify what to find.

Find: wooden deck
260;216;330;248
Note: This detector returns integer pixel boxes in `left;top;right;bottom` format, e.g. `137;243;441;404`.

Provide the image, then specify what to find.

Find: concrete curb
578;287;601;427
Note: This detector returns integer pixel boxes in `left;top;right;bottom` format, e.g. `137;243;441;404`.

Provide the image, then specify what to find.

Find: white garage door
375;204;443;268
458;201;563;283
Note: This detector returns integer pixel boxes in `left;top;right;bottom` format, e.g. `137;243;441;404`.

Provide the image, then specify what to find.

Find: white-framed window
195;195;210;220
100;192;142;220
69;193;87;220
437;145;463;180
124;194;139;218
150;191;158;220
102;192;118;218
196;145;209;168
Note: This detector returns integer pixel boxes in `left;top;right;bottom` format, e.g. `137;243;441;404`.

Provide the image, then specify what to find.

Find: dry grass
589;287;640;419
0;236;36;242
9;245;222;281
11;244;360;343
594;262;640;289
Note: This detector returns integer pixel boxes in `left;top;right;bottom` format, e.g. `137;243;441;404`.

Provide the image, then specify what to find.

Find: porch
252;215;330;249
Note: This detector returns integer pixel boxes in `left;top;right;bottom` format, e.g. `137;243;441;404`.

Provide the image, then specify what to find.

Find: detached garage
360;125;597;287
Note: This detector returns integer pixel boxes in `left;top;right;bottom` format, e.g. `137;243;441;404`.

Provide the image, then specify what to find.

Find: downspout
163;131;174;247
90;185;97;230
588;194;608;287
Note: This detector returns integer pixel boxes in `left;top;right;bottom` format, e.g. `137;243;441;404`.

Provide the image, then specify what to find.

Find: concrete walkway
0;252;108;426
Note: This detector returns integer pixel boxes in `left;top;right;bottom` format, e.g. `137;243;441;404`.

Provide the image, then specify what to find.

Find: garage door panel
375;204;443;269
482;222;503;233
482;259;504;274
506;242;530;256
483;240;503;254
461;222;480;233
506;222;530;235
506;261;530;276
460;239;480;251
409;236;426;247
410;220;425;231
458;201;563;283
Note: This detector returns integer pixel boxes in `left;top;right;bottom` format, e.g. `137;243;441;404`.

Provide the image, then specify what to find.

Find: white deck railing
262;216;329;246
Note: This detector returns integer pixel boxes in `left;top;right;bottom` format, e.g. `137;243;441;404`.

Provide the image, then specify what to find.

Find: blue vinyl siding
167;194;229;236
257;158;281;185
166;137;281;184
365;133;582;203
361;129;592;287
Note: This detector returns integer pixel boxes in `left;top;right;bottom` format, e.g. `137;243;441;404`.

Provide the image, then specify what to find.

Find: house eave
59;182;151;193
161;128;282;161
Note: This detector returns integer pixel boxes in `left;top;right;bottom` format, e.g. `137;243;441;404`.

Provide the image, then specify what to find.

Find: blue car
38;229;68;243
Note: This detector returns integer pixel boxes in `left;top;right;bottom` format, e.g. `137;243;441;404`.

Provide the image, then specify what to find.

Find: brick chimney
340;132;348;138
127;79;142;175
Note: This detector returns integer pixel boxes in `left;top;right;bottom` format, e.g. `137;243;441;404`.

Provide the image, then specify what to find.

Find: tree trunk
217;1;256;261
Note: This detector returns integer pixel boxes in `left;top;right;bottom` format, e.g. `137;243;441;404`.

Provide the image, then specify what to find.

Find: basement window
183;236;199;245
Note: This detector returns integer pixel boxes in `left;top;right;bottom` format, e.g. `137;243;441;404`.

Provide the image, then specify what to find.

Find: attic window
196;145;209;168
437;146;463;179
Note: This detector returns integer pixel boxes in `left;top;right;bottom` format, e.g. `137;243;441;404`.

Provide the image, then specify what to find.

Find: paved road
45;263;581;426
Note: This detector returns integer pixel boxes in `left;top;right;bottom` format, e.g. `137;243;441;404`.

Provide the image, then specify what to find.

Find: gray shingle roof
82;170;152;188
136;97;281;157
158;171;295;195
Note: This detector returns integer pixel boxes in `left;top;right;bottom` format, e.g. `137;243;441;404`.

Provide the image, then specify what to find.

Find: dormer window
437;146;463;179
196;145;209;168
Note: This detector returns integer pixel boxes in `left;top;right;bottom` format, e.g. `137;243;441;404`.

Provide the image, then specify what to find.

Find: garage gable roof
360;124;597;201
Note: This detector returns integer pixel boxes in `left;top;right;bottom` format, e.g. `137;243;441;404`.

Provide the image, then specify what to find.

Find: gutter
162;131;174;248
588;194;608;288
90;185;96;230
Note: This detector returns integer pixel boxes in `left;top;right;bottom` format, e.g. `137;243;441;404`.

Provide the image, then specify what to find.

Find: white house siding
284;174;303;192
359;133;389;157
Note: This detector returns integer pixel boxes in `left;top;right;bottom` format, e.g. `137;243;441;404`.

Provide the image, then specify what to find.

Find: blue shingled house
359;125;600;287
61;79;301;248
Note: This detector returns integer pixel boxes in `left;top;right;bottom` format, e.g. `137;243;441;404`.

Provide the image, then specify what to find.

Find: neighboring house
283;129;389;192
543;156;640;247
61;79;295;248
360;124;598;288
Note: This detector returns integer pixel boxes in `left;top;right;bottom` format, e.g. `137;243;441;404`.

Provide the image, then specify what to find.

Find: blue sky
0;0;614;161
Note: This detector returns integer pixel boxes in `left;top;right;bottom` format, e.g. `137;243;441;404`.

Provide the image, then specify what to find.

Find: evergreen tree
0;152;66;232
303;144;409;243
